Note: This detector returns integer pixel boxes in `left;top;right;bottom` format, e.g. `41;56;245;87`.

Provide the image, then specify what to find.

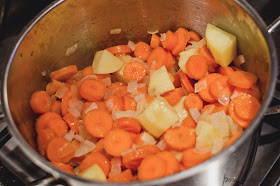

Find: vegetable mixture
30;24;261;182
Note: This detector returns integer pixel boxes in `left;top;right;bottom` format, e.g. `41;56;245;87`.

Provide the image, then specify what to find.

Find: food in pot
30;24;261;182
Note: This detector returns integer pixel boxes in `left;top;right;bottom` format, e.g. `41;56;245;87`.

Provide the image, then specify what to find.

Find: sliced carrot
137;86;148;94
198;45;219;67
185;55;208;80
50;65;78;81
150;34;161;48
63;113;81;134
50;101;61;115
217;66;234;76
138;154;166;181
156;151;179;176
79;79;106;101
178;71;194;93
37;128;55;156
164;126;196;151
147;47;168;71
47;118;68;137
104;129;132;157
189;31;201;42
105;95;124;113
134;132;145;145
198;73;223;103
182;148;211;169
107;169;133;182
111;82;128;97
122;145;161;170
114;117;141;134
228;71;258;89
128;132;137;143
123;61;147;82
83;109;113;138
46;137;75;163
123;95;137;111
223;130;243;149
163;87;183;105
209;76;234;101
79;151;111;176
233;85;261;100
82;66;94;77
46;80;64;96
228;95;260;128
92;139;105;153
181;117;197;128
51;162;73;174
184;93;204;111
162;30;178;51
172;28;189;56
30;91;52;114
145;95;154;103
165;50;176;70
134;42;152;61
172;73;181;88
95;101;107;111
35;112;61;133
61;90;72;116
106;45;131;55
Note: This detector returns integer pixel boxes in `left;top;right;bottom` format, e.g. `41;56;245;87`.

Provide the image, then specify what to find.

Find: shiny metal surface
0;0;278;185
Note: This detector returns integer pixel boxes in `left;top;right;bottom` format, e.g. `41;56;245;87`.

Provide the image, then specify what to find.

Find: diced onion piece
160;33;166;42
170;150;183;162
111;110;138;121
127;81;138;93
230;91;240;100
147;30;158;34
109;157;122;177
189;108;201;123
194;80;207;93
68;106;81;118
64;130;75;141
100;77;112;87
156;139;167;151
127;41;136;51
74;140;96;157
121;148;133;156
68;98;84;113
233;55;245;67
85;102;98;115
194;37;207;52
104;89;115;100
80;75;98;82
226;115;242;136
55;86;69;99
137;83;146;88
193;147;211;154
172;121;183;128
218;91;230;106
41;71;46;76
74;134;84;142
134;94;145;103
110;28;121;34
73;71;84;81
141;132;157;145
66;43;78;56
200;105;215;122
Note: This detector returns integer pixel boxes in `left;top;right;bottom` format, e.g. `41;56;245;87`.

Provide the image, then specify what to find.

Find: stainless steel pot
0;0;279;185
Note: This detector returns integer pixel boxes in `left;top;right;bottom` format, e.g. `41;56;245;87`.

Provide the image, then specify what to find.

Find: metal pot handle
268;16;280;35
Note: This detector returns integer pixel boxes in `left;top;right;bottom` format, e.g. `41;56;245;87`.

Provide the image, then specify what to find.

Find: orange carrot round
79;151;111;176
172;73;181;88
35;112;61;133
83;109;113;138
184;93;204;111
107;169;133;182
189;31;202;42
61;90;72;116
164;126;196;151
123;95;137;111
228;71;257;89
123;61;147;82
46;137;74;164
37;128;56;157
147;47;168;71
104;129;132;157
134;42;152;61
181;117;197;128
185;55;208;80
50;101;61;115
50;65;78;81
217;66;234;76
233;86;261;100
51;162;73;174
30;91;52;114
156;151;180;176
105;95;124;113
165;50;176;70
209;76;234;101
106;45;131;55
82;66;94;76
150;34;161;48
46;80;64;96
63;113;81;134
178;71;194;93
47;118;68;137
138;154;166;181
163;87;184;105
114;117;141;134
182;148;211;169
80;79;106;101
198;45;219;67
172;28;189;56
162;30;178;51
111;82;128;97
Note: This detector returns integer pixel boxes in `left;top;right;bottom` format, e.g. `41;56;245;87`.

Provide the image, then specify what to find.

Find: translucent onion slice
64;130;75;141
68;106;81;118
194;80;207;93
134;94;145;103
230;91;240;100
141;132;157;145
156;139;167;151
65;43;78;56
68;98;84;113
74;140;96;157
170;150;183;162
104;89;115;100
85;102;98;115
111;110;138;121
189;108;201;123
110;28;121;34
55;86;69;99
127;81;138;93
100;77;112;87
74;134;84;142
121;148;133;156
160;33;166;42
218;91;230;106
80;75;98;82
109;157;122;177
147;30;158;34
127;41;136;51
137;83;146;89
194;37;207;52
73;71;84;81
172;121;183;128
211;138;227;155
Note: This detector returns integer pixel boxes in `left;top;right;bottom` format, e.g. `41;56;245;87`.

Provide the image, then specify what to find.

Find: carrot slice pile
162;30;178;51
185;55;208;80
106;45;131;55
134;42;152;61
178;71;194;93
184;93;204;111
30;91;52;114
172;28;189;56
182;148;211;169
150;34;161;48
123;61;147;82
228;71;257;89
79;79;106;101
147;47;168;71
114;117;141;134
209;76;234;101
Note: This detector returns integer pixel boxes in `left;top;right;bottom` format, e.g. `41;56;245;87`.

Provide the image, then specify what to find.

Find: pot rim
1;0;278;185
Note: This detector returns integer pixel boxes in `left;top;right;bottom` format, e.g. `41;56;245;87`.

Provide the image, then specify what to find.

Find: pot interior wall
6;0;270;151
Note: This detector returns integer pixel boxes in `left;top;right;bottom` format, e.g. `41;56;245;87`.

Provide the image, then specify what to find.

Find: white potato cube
173;96;188;122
